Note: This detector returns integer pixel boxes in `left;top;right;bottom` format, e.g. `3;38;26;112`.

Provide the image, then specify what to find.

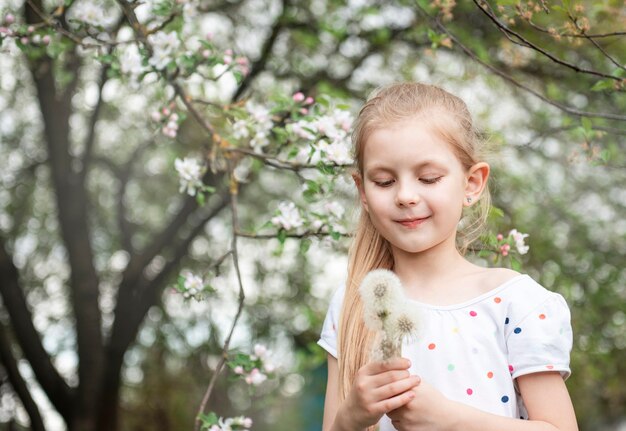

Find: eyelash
374;177;443;187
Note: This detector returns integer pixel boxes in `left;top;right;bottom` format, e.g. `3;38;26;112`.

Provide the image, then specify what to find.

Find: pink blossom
162;126;177;138
245;368;267;385
304;96;314;105
236;56;248;66
234;365;244;374
299;108;308;115
223;55;232;65
20;37;28;44
27;25;34;33
224;49;233;55
0;27;10;35
496;234;503;241
292;92;305;102
161;107;170;116
202;49;210;58
42;35;50;45
4;14;15;25
206;32;213;40
151;111;162;122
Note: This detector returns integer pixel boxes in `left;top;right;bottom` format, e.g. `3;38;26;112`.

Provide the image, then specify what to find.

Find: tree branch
232;0;290;101
474;0;619;81
194;165;244;431
0;323;47;431
25;0;104;422
0;237;73;420
414;4;626;121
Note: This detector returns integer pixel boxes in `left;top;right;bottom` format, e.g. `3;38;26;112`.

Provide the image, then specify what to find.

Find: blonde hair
337;82;492;411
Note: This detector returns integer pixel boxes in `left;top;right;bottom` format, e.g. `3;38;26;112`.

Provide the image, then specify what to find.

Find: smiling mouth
395;217;430;228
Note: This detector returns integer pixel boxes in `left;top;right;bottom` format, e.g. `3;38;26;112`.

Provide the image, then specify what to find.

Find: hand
337;357;421;430
387;379;454;431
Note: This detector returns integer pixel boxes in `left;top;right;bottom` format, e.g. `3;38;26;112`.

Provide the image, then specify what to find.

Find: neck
391;236;471;294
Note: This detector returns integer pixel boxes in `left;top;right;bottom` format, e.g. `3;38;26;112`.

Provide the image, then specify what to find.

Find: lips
395;216;430;228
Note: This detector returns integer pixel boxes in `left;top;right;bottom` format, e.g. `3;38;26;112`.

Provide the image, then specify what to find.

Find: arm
322;354;342;431
388;372;578;431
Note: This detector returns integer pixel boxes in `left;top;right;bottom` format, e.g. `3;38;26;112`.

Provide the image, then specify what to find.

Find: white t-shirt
317;274;573;428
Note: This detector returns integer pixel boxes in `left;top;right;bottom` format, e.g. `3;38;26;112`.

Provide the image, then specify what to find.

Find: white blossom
120;44;145;77
325;140;353;164
332;108;354;131
289;120;317;140
148;31;180;70
232;120;250;139
69;1;112;27
183;273;203;294
324;201;345;220
253;343;267;359
250;131;269;151
271;201;304;230
174;157;205;196
509;229;530;255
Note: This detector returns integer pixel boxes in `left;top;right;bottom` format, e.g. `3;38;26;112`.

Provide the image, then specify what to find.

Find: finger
374;388;416;414
368;369;412;387
363;357;411;375
372;375;421;400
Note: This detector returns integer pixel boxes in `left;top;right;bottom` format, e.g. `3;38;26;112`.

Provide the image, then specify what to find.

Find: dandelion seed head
374;283;387;298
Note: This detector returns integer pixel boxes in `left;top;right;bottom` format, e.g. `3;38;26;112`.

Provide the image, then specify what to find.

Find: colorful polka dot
501;395;509;403
546;365;554;370
466;388;473;395
452;327;459;334
428;343;436;350
508;365;514;373
514;327;522;334
539;314;546;320
469;310;477;317
448;364;455;371
494;297;502;304
505;317;510;324
487;371;494;379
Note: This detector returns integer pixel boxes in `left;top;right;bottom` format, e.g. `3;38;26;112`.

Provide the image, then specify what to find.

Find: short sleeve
507;293;573;380
317;285;345;359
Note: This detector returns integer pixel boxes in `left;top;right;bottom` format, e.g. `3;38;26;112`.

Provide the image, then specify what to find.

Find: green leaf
591;79;614;92
510;257;522;271
197;412;218;428
277;229;287;245
299;238;312;254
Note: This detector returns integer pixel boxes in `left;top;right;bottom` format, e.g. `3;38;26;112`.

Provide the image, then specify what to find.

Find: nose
395;180;419;207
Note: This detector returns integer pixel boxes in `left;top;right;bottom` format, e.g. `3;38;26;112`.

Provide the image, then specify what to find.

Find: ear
464;162;490;207
352;172;369;213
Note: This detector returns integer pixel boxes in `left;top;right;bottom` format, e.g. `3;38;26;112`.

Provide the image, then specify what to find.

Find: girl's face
357;118;477;257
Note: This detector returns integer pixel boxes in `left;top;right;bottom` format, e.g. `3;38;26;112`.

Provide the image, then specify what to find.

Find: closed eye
420;176;443;184
374;179;395;187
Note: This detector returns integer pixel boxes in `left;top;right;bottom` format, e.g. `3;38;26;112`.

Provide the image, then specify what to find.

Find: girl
317;83;577;431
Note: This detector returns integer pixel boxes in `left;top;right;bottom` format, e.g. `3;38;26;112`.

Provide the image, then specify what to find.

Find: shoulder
475;267;522;292
495;273;571;328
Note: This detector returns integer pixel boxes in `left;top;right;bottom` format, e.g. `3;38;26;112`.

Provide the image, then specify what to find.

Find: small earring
466;197;472;204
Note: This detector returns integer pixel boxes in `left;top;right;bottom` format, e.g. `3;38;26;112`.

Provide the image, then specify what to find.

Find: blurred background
0;0;625;430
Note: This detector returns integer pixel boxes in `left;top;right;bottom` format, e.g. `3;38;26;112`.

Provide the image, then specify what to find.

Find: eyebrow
365;159;447;173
